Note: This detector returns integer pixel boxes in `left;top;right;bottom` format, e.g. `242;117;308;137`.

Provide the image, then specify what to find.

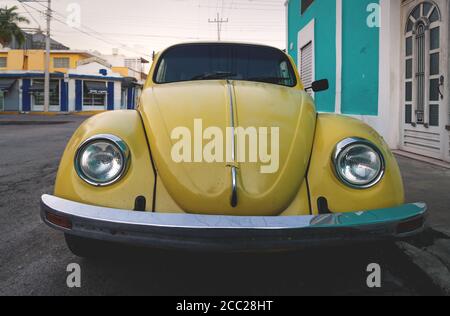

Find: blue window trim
75;80;83;111
60;80;69;112
127;87;134;110
107;82;114;110
22;79;31;112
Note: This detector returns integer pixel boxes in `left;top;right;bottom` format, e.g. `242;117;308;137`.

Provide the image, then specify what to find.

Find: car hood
140;80;316;216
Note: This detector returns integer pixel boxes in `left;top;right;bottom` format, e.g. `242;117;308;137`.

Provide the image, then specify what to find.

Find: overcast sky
4;0;286;59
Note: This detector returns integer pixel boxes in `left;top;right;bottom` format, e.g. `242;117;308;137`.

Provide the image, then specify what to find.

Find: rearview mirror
306;79;329;92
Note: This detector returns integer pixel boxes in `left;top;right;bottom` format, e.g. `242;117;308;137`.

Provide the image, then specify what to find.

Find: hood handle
227;80;238;208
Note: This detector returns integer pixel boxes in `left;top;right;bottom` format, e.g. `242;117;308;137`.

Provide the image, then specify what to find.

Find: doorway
401;0;448;160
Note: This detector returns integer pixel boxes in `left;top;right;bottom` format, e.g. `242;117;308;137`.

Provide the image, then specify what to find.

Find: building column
75;80;82;111
335;0;343;114
22;79;31;112
60;79;69;112
114;81;121;110
68;79;76;112
378;0;402;149
107;82;114;111
127;86;134;110
18;79;23;112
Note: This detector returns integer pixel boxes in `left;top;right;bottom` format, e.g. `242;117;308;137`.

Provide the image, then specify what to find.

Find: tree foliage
0;6;30;47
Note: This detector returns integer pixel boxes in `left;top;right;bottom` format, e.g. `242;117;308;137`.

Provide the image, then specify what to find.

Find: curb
0;121;73;126
0;111;104;117
393;150;450;169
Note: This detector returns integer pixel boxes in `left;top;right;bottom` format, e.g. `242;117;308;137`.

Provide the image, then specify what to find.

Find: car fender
307;114;405;215
54;110;156;211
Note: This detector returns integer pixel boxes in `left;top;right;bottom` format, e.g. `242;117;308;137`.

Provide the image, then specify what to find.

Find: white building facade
287;0;450;163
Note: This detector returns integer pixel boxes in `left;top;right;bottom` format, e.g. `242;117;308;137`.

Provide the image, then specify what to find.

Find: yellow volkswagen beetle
41;42;427;256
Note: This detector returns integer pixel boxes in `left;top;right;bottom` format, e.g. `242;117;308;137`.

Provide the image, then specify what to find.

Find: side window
83;81;107;106
156;59;167;83
32;79;60;106
301;0;314;14
0;57;7;68
279;61;294;86
54;57;70;69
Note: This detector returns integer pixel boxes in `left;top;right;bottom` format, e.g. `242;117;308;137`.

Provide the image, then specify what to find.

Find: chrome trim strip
231;167;238;208
227;80;238;207
41;194;427;231
74;134;131;187
227;81;236;162
332;137;386;189
41;194;427;250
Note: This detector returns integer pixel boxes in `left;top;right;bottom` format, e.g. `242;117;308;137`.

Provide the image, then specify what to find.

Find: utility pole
18;0;51;112
208;13;228;41
44;0;51;112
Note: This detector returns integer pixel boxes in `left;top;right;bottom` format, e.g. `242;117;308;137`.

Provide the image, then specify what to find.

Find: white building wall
344;0;402;149
68;79;76;112
18;79;23;112
114;81;122;110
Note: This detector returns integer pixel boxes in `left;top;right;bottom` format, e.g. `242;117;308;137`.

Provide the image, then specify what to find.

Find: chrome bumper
41;194;427;252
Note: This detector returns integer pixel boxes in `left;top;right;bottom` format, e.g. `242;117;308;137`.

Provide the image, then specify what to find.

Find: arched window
404;1;441;127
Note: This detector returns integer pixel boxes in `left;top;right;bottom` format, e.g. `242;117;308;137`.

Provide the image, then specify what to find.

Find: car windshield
154;43;297;87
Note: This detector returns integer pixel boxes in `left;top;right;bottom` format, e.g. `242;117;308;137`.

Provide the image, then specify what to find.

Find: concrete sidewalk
396;155;450;295
398;155;450;233
0;113;94;125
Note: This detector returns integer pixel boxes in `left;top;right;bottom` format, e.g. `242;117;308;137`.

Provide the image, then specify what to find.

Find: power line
15;0;286;53
18;0;152;58
19;2;42;30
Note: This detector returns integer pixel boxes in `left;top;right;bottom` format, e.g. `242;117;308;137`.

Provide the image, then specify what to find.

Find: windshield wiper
247;76;290;84
190;72;236;80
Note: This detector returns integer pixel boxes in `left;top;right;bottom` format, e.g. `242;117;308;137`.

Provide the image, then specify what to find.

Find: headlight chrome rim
333;137;385;189
75;134;131;187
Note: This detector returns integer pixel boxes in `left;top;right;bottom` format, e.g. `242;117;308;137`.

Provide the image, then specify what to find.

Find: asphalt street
0;115;449;296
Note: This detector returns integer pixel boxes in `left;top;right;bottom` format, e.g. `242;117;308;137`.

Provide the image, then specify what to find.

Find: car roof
161;41;285;53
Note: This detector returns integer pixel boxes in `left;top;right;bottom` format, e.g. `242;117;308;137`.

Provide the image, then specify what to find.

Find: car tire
64;234;106;258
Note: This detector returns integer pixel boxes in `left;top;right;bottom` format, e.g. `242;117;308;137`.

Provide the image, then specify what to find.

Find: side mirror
306;79;329;92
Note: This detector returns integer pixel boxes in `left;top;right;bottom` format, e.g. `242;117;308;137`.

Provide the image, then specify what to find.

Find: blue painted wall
287;0;336;112
107;82;114;110
22;79;31;112
287;0;380;115
60;80;69;112
341;0;379;115
127;87;134;110
75;80;82;111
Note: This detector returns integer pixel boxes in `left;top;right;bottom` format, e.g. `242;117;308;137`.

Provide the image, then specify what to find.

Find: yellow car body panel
53;43;403;218
139;80;316;216
307;114;405;215
54;111;156;211
135;44;313;216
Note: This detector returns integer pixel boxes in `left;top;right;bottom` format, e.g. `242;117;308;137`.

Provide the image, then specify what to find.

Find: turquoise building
286;0;450;163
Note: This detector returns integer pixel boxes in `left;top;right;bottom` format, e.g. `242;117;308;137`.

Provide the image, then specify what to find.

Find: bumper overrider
41;194;427;252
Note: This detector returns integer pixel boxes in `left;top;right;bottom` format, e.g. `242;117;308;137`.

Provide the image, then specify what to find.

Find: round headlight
75;135;130;186
333;138;385;189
